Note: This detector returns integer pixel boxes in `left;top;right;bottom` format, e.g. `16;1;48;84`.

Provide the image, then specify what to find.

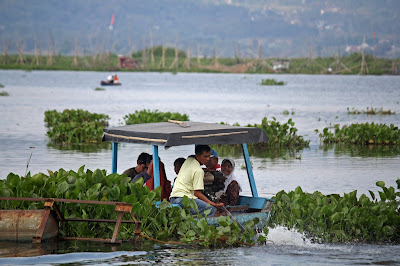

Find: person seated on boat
202;149;226;202
218;158;242;206
169;145;224;217
123;152;152;181
204;149;221;172
113;74;119;84
106;74;114;83
173;157;186;185
144;159;172;201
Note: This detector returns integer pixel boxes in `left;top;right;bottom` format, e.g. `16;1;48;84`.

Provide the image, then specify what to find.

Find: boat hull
100;81;121;86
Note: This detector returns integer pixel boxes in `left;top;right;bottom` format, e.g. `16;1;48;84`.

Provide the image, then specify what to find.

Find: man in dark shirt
123;152;152;180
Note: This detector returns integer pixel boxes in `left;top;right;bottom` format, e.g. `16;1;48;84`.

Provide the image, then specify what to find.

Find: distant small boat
100;80;121;86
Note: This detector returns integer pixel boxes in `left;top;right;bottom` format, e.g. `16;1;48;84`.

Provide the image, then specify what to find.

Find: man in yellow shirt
170;145;224;216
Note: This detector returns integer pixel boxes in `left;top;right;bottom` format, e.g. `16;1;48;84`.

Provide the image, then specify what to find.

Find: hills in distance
0;0;399;58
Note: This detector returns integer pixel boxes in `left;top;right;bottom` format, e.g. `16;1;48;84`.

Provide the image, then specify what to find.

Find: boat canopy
102;121;269;147
102;121;269;198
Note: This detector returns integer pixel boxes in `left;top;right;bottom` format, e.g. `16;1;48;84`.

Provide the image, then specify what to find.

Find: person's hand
213;202;224;208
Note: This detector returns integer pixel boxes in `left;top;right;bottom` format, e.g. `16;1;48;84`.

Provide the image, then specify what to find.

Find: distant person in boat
113;74;119;84
169;145;224;217
173;157;186;185
144;159;172;201
218;158;242;206
123;152;152;181
106;74;114;83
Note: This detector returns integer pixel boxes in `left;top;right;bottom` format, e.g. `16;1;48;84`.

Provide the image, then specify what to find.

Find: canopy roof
102;121;269;147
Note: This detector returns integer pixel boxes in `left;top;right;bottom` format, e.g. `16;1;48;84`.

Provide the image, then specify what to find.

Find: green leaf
182;196;189;207
158;200;170;210
57;181;69;194
368;190;375;201
376;181;385;188
331;212;341;223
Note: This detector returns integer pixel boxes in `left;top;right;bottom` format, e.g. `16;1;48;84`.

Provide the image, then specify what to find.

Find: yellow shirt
170;156;204;199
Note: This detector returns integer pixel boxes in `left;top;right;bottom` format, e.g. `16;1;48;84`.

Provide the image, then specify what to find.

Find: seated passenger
173;157;186;185
219;158;242;206
204;149;220;172
123;152;152;181
169;145;223;216
145;160;171;201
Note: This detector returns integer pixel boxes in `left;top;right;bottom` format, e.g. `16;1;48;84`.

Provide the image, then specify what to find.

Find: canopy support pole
112;142;118;174
242;143;258;197
152;145;160;188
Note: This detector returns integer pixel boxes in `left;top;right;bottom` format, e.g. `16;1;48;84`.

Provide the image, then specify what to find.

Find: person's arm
194;190;224;208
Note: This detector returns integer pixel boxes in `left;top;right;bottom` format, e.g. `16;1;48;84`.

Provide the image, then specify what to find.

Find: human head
195;145;211;166
206;149;219;170
174;157;186;175
221;158;235;176
136;152;152;173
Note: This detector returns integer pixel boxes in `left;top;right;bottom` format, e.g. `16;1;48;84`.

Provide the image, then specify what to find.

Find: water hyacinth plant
260;79;285;85
248;117;310;147
269;180;400;243
44;109;110;144
315;123;400;145
124;109;189;125
0;166;267;247
347;107;395;115
0;90;9;96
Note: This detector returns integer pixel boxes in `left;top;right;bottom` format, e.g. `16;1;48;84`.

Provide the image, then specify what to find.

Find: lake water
0;70;399;264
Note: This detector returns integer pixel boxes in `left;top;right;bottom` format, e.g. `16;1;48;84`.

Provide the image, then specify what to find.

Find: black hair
195;145;211;155
137;152;152;165
174;157;186;166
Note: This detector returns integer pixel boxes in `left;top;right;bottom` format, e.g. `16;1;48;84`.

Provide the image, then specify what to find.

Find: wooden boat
102;121;274;230
100;80;121;86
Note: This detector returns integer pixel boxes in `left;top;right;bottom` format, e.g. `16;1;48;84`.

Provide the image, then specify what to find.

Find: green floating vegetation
0;166;267;247
347;107;395;115
315;122;400;145
283;109;295;115
0;83;4;88
248;117;310;147
0;90;9;96
44;109;110;144
124;109;189;125
94;87;106;91
260;79;285;85
213;144;305;161
215;118;309;159
270;180;400;243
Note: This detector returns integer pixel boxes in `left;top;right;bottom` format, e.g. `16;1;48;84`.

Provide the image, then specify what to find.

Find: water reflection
47;142;112;153
213;144;307;160
319;143;400;157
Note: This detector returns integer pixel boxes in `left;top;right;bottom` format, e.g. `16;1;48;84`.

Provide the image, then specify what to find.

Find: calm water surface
0;70;399;264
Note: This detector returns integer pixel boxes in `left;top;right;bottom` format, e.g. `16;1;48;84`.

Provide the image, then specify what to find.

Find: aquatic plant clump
269;180;400;243
347;107;395;115
0;166;267;247
0;90;9;96
44;109;110;144
260;79;285;85
248;117;310;147
315;122;400;145
124;109;189;125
